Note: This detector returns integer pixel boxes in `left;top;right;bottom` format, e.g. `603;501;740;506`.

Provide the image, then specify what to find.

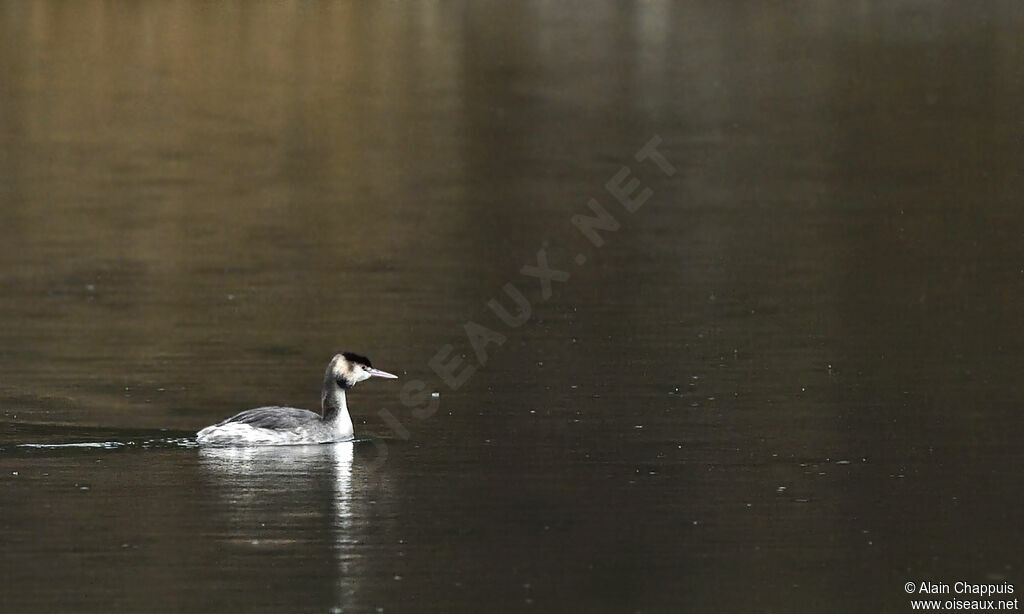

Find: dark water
2;2;1022;612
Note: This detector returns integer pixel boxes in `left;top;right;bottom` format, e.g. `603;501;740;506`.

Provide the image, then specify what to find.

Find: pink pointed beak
365;367;398;379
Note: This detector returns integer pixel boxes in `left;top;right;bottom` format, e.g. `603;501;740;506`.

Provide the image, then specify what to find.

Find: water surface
1;2;1022;612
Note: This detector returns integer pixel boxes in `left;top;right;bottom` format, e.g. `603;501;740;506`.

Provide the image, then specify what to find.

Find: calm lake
1;2;1022;612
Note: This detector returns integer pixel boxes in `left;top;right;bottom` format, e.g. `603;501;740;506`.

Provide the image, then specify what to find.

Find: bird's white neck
322;382;348;421
322;383;354;439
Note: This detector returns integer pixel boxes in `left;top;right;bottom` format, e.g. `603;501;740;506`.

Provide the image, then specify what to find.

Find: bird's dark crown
340;351;372;368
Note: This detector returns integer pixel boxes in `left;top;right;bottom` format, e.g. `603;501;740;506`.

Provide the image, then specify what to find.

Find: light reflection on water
199;443;361;610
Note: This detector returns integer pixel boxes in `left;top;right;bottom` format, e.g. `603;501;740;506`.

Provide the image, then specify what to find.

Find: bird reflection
198;442;355;494
198;442;376;610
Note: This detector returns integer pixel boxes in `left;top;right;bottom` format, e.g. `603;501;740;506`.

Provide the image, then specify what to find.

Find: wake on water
14;437;199;450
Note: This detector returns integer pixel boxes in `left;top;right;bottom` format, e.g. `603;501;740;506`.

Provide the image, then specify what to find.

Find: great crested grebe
196;352;397;446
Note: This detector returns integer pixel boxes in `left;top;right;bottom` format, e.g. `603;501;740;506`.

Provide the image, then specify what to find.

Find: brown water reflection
1;2;1022;612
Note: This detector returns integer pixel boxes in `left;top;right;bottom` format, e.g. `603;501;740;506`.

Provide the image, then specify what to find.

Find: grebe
196;352;397;446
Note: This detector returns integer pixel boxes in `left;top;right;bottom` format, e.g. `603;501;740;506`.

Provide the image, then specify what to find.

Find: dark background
1;2;1021;612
